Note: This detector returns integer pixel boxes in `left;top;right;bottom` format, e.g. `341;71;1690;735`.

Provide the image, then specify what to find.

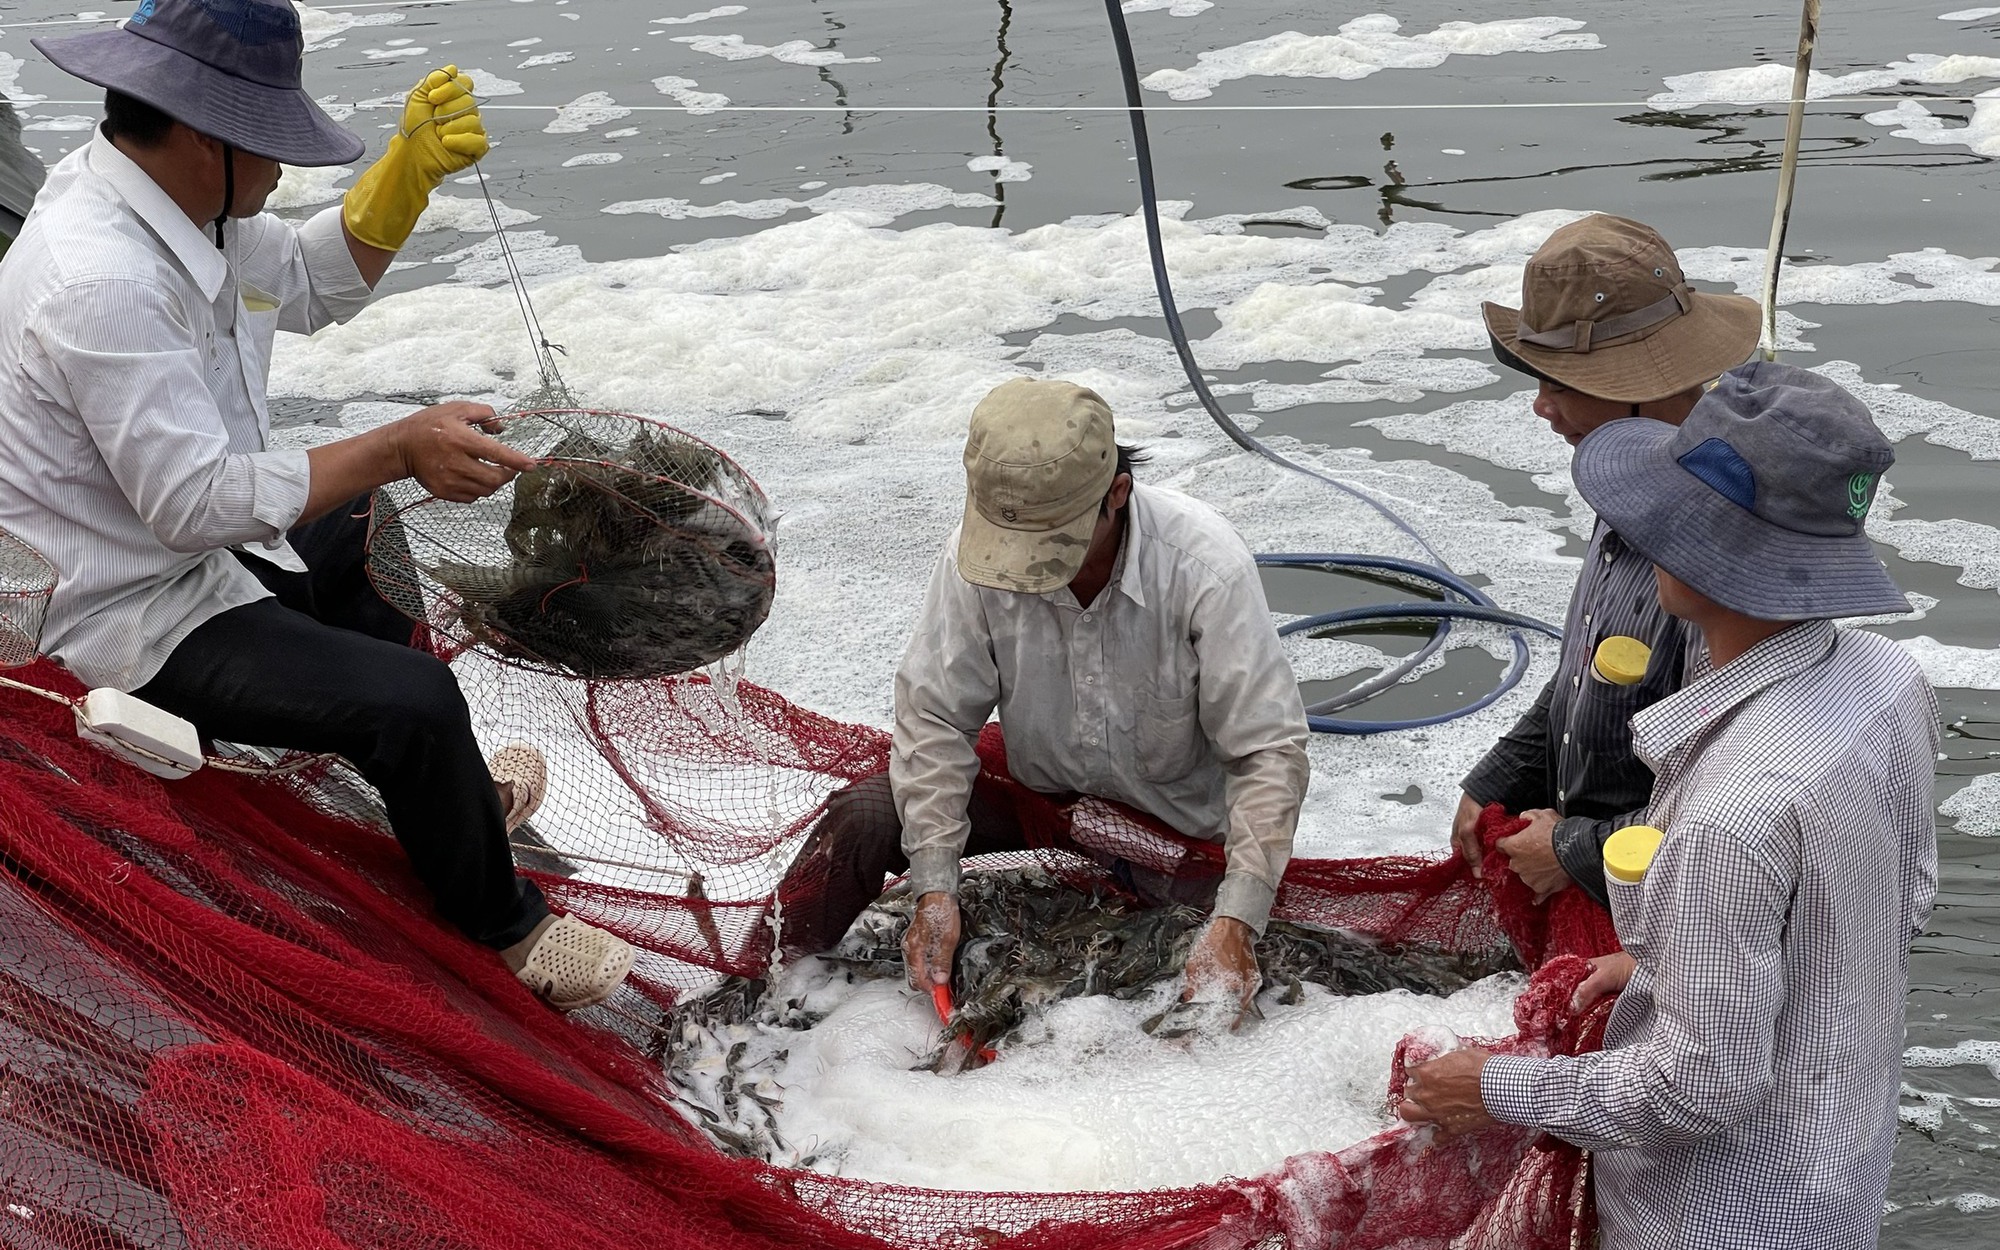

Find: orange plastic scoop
929;982;997;1066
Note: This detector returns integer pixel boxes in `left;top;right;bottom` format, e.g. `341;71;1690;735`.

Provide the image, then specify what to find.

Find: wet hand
1451;792;1484;880
903;891;961;991
1572;951;1635;1012
1496;808;1571;903
1398;1048;1495;1136
394;402;534;503
1181;916;1259;1017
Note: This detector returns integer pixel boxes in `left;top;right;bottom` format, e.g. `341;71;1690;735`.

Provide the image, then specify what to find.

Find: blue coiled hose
1100;0;1562;733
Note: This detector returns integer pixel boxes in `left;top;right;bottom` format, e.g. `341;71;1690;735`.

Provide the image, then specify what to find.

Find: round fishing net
0;525;55;668
366;409;777;682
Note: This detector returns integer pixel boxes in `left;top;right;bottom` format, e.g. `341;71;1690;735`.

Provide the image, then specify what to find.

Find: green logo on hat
1847;471;1878;519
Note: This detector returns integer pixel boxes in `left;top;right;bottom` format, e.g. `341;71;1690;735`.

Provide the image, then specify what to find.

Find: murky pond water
4;0;1998;1237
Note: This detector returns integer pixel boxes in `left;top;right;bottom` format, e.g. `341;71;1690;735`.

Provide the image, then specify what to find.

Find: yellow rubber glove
342;65;490;252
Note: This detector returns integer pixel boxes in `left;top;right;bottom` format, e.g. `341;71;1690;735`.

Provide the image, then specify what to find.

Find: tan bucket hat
1483;214;1760;404
957;378;1117;594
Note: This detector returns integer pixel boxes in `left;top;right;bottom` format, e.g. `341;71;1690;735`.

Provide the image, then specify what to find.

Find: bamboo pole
1759;0;1823;361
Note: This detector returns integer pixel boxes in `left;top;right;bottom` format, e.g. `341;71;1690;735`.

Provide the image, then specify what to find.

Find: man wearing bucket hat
1453;214;1760;912
0;0;633;1010
779;378;1310;1020
1400;363;1937;1249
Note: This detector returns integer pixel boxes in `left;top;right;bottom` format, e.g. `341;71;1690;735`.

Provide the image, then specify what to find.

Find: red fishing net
0;652;1622;1250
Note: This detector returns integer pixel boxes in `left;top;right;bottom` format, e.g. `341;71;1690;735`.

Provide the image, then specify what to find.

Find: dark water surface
4;0;1998;1237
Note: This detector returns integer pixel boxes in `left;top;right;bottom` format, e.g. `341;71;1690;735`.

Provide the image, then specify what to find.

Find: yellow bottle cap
1593;636;1651;686
1604;825;1664;884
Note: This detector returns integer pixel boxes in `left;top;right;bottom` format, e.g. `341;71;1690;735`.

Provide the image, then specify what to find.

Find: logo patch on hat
130;0;157;24
1847;471;1878;520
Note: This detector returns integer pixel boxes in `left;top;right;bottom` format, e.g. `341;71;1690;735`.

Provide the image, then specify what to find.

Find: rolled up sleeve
27;279;310;553
1193;562;1309;934
1480;819;1790;1152
891;550;1001;900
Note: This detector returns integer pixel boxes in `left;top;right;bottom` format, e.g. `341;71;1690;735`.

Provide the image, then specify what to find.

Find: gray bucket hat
1572;362;1908;621
33;0;363;167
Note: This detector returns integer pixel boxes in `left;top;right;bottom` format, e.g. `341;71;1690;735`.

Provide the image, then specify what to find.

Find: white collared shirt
891;482;1311;932
0;133;372;689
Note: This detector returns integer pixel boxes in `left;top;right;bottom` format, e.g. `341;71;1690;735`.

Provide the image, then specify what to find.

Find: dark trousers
779;773;1030;955
134;496;548;949
781;772;1220;954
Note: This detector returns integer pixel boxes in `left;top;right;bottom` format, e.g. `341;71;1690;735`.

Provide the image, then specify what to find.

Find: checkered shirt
1481;619;1939;1250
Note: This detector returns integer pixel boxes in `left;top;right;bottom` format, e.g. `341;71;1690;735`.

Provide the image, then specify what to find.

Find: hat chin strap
213;143;233;249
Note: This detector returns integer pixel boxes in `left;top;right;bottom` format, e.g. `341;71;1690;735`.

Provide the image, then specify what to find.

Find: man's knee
821;773;901;857
372;647;473;738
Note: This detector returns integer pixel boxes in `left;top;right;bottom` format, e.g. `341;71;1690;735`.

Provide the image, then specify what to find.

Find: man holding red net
1452;214;1760;909
782;377;1310;1017
0;0;631;1010
1401;364;1936;1249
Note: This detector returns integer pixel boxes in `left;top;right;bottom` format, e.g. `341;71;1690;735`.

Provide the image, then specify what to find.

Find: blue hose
1099;0;1560;732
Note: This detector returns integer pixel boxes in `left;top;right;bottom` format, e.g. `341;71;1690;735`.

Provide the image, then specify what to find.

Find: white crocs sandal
488;744;547;834
515;914;635;1011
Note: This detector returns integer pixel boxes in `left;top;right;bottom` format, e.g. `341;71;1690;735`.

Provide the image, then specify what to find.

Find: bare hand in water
1182;915;1260;1018
903;890;961;991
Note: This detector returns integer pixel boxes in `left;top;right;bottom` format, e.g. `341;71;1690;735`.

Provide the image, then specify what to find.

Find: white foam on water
737;957;1522;1190
545;92;632;134
700;171;738;184
412;193;539;234
1940;773;2000;837
23;115;95;132
605;126;641;139
967;155;1033;183
0;47;37;105
1122;0;1215;17
1942;6;2000;18
269;165;352;211
466;69;526;98
1905;1039;2000;1079
1863;92;2000;158
672;33;880;66
1898;636;2000;689
292;1;401;51
1680;244;2000;307
562;152;625;167
652;74;731;114
655;6;749;24
1141;15;1602;101
603;181;996;224
519;51;575;69
363;45;429;62
1647;53;2000;108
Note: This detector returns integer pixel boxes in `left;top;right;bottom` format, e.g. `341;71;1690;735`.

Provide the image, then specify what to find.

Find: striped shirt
0;133;371;690
1481;619;1939;1250
1461;522;1689;905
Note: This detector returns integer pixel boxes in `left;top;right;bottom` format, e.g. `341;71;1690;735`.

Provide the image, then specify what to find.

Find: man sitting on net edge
778;377;1311;1019
0;0;632;1009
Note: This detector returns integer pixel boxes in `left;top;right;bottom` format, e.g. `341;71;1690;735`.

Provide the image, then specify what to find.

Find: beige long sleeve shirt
891;483;1310;932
